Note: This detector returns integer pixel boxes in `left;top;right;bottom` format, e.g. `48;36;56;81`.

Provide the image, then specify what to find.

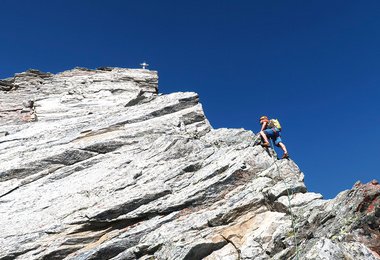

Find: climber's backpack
268;119;282;130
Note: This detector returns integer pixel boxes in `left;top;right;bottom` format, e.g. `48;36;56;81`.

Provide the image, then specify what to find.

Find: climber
259;116;289;159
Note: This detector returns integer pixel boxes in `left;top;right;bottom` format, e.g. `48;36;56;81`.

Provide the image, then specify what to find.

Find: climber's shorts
264;128;282;146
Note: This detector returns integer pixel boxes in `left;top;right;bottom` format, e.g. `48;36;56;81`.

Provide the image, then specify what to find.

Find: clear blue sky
1;1;379;199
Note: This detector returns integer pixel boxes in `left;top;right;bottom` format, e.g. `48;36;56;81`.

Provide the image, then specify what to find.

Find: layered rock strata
0;68;379;260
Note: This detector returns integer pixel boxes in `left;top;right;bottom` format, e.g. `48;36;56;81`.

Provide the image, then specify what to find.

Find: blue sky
1;1;379;199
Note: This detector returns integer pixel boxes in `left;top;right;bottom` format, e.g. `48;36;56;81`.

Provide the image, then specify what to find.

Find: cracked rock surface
0;67;379;259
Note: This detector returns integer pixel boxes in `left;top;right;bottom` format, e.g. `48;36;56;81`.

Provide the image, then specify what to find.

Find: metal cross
140;62;149;69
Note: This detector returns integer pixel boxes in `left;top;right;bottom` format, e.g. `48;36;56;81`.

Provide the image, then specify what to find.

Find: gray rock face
0;67;379;260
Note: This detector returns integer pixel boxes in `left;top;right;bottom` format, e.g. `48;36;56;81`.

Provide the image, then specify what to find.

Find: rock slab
0;67;379;260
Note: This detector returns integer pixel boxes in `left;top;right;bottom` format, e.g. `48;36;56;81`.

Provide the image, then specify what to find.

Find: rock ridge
0;67;379;259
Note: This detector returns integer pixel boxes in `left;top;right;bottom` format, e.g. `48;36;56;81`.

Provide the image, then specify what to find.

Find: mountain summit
0;68;379;259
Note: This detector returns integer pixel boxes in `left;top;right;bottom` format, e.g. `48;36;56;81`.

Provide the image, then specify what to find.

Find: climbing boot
282;153;289;159
261;142;270;148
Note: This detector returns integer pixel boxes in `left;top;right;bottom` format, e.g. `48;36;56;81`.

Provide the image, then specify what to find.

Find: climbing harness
268;139;300;260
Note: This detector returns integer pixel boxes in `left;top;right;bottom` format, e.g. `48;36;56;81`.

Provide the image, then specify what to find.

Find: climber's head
260;116;268;124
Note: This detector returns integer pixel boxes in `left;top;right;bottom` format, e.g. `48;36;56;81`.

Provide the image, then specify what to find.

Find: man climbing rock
259;116;289;159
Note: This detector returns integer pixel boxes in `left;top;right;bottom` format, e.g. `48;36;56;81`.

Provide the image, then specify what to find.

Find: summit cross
140;62;149;69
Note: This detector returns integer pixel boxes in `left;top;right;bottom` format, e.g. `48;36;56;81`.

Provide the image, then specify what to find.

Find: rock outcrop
0;67;379;260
